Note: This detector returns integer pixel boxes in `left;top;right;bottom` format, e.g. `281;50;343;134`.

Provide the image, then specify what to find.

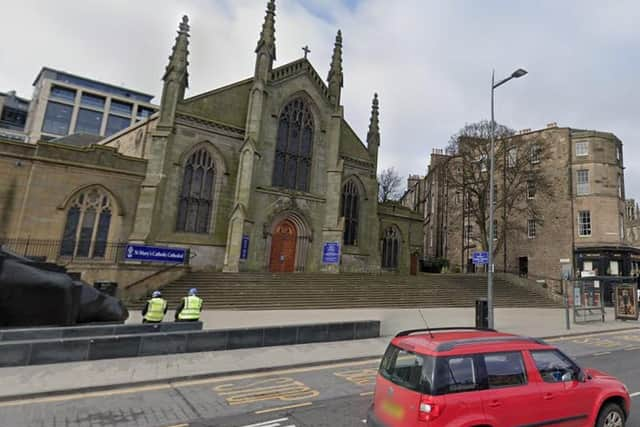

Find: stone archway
265;210;312;272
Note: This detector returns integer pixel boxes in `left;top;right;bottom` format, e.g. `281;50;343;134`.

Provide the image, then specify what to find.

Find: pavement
125;307;624;337
3;329;640;427
0;307;636;401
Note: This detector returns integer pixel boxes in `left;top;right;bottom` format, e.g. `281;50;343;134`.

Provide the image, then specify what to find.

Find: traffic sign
472;251;489;265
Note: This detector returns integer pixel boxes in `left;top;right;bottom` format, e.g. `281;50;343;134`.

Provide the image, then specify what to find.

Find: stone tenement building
403;124;639;290
0;1;422;285
625;199;640;268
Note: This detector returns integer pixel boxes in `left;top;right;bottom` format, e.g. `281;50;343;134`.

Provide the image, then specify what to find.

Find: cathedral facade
0;1;423;281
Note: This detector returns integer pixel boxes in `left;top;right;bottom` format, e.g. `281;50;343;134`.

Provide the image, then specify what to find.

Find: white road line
240;418;290;427
630;392;640;398
593;351;611;356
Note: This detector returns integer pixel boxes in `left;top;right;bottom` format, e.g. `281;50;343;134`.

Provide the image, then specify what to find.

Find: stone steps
130;273;559;310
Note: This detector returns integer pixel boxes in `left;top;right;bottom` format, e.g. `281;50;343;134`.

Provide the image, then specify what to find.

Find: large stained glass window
272;98;314;192
341;180;359;246
176;147;216;233
60;188;112;258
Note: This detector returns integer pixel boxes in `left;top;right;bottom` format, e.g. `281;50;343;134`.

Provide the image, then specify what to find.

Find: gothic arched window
272;98;314;192
381;226;400;270
341;180;359;246
176;147;216;233
60;188;112;258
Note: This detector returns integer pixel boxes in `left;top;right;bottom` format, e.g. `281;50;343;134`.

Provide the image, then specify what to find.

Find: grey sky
1;1;638;196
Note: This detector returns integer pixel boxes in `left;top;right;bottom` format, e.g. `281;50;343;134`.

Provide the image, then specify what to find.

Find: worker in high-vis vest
175;288;203;322
142;291;168;323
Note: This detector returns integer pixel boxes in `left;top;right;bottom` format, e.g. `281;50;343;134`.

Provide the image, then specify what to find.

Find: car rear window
380;345;434;394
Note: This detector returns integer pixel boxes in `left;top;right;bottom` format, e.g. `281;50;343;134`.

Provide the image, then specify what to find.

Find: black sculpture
0;247;128;327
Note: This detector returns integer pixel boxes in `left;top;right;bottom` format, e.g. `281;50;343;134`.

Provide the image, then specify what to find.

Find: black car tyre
596;403;625;427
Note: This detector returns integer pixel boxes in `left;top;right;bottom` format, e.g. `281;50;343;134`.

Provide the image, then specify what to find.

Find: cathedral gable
340;120;372;164
178;79;253;129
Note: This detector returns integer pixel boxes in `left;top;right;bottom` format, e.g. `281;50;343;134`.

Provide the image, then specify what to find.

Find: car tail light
418;396;442;422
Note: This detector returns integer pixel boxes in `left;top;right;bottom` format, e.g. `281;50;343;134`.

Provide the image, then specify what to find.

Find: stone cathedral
0;1;422;280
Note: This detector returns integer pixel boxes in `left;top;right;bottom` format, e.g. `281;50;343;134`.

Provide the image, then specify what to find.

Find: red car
367;327;630;427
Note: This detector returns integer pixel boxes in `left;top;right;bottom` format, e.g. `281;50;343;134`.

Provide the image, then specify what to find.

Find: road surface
3;329;640;427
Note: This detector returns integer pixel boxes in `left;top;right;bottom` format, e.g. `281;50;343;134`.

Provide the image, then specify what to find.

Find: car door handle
543;393;554;400
488;400;502;408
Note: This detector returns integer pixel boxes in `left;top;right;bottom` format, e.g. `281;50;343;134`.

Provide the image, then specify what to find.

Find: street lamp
487;67;527;329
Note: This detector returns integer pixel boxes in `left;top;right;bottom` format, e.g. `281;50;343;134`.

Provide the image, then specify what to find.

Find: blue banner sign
322;242;341;265
240;235;250;260
125;244;187;264
472;251;489;265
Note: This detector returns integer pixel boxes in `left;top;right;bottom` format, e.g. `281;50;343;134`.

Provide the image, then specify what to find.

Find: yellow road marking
173;358;381;388
334;368;378;386
214;377;319;405
254;401;312;414
0;358;381;408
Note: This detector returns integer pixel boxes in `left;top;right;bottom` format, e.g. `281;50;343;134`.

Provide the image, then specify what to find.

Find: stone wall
0;139;146;243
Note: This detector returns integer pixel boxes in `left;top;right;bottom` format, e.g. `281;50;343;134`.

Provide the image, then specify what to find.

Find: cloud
1;0;638;196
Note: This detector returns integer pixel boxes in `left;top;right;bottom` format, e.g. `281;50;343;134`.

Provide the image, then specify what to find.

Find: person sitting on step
142;290;168;323
175;288;203;322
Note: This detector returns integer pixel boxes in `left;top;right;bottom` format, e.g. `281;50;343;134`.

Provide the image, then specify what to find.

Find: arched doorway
269;219;297;272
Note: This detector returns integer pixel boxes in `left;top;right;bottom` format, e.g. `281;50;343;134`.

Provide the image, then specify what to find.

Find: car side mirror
576;369;587;382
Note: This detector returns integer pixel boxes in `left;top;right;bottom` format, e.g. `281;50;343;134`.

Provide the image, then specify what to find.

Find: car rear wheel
597;403;625;427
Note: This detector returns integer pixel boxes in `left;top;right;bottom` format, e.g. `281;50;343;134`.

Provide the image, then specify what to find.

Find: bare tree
447;120;514;154
378;167;403;202
446;121;553;258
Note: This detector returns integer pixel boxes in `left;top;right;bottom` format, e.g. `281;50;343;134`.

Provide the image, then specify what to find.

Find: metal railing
0;238;127;265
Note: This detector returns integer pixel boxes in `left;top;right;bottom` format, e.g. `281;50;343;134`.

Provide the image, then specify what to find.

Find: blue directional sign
472;251;489;265
125;244;187;264
322;242;341;265
240;235;250;260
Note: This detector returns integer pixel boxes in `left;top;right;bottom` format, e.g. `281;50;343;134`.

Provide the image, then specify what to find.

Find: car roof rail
395;326;497;337
436;336;547;352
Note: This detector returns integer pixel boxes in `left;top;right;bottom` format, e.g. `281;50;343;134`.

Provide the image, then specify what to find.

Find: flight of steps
130;273;561;310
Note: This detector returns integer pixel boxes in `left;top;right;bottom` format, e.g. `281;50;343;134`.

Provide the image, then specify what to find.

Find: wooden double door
269;219;297;272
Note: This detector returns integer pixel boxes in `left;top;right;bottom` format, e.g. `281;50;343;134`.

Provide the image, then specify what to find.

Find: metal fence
0;238;127;265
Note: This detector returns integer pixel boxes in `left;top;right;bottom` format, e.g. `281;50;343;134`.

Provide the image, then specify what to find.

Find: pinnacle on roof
255;0;276;61
163;15;190;88
327;30;343;86
368;93;380;137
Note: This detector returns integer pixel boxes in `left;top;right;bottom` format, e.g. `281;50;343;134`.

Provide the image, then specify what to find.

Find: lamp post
488;68;527;329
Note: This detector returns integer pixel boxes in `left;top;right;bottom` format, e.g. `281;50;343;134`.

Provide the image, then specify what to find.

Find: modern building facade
406;124;638;292
24;67;158;143
0;91;29;141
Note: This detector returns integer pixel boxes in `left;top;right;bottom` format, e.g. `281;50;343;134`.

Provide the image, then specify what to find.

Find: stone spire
327;30;343;108
159;15;190;128
254;0;276;80
367;93;380;167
